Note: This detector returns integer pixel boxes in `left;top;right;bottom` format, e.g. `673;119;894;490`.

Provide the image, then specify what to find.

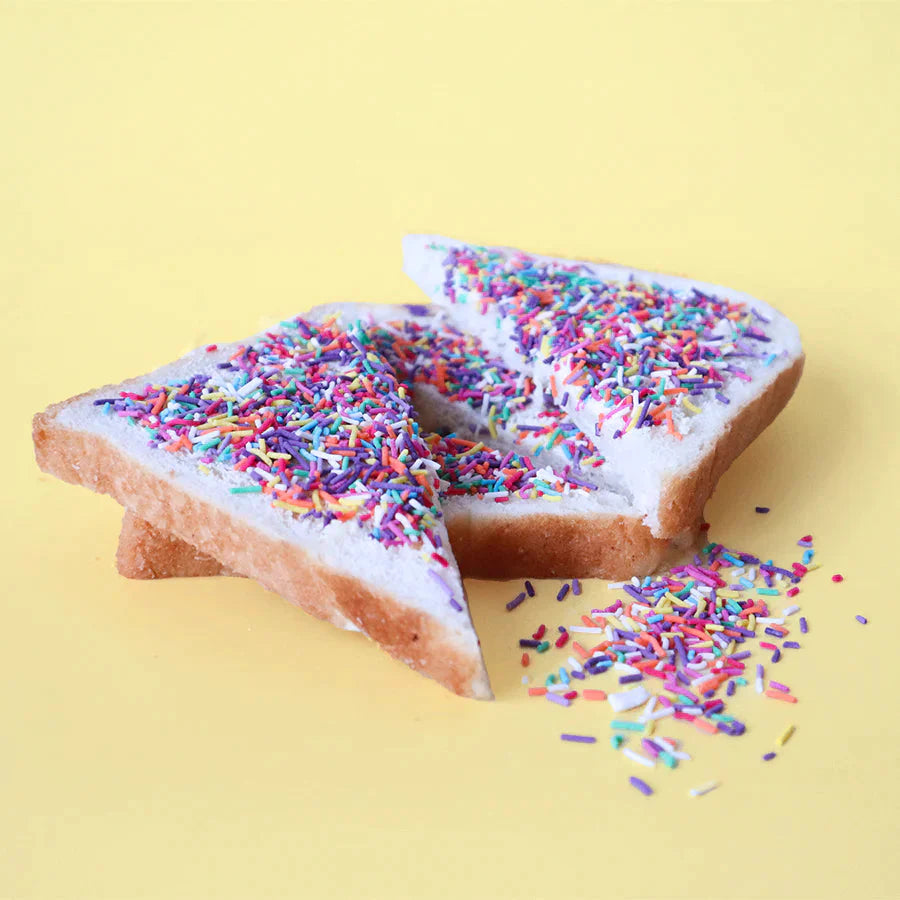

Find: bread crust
657;355;805;536
33;401;492;700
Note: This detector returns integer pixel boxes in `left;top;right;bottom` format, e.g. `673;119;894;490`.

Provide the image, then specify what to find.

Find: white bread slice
403;235;805;537
33;316;491;699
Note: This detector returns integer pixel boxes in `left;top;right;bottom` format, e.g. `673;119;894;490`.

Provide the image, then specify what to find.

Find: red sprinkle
205;344;218;352
786;587;799;598
563;691;578;700
533;624;547;640
555;632;570;649
832;574;844;582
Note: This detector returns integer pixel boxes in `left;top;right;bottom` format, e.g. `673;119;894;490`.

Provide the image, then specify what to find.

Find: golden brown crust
33;404;491;700
444;509;700;580
657;356;805;536
117;509;236;579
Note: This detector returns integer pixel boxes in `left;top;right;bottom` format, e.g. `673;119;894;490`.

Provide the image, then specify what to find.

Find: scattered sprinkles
518;531;827;796
855;615;868;625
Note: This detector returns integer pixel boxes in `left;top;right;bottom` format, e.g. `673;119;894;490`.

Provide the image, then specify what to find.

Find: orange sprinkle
528;687;547;696
694;718;718;735
765;690;798;703
583;690;607;701
572;641;591;660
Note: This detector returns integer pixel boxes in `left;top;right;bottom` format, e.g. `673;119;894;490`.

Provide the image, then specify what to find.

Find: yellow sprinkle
682;397;701;414
198;464;210;475
644;719;656;736
718;590;742;599
461;442;485;456
267;452;292;460
692;640;714;648
348;426;358;448
777;725;795;747
706;624;724;632
748;614;757;630
726;640;736;655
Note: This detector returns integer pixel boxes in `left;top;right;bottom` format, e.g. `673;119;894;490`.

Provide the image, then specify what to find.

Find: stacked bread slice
403;236;804;538
34;238;804;699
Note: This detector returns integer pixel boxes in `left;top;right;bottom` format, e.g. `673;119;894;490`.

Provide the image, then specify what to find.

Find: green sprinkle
230;486;263;494
611;735;625;749
610;721;644;732
536;641;550;653
758;588;780;596
659;751;678;769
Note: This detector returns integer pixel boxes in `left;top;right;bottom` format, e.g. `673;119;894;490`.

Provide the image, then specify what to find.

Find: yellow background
2;3;899;898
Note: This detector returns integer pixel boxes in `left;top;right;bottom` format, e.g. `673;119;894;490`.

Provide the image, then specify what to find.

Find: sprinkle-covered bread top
433;242;780;439
93;317;449;556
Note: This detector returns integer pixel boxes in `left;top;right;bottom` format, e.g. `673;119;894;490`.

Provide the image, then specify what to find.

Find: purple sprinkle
799;617;808;634
783;641;800;650
762;752;777;761
629;776;653;796
727;680;736;697
506;592;526;612
771;648;782;663
570;669;586;681
756;663;764;678
519;639;540;648
770;681;790;692
546;692;571;708
755;506;770;514
572;578;582;596
560;733;596;744
619;673;644;685
524;580;535;598
855;615;868;625
557;583;570;602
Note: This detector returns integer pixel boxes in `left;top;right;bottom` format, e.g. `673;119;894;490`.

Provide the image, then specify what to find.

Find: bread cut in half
115;302;700;582
403;236;805;537
34;316;491;699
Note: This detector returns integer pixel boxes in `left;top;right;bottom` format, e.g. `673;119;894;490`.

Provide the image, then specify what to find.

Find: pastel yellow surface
2;3;898;898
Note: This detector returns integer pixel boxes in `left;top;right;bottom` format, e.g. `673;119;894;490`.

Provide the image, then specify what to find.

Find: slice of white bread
33;316;491;699
403;236;805;537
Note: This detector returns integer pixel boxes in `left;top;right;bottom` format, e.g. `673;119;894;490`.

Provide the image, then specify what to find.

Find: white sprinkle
568;626;605;634
644;707;674;722
654;737;677;753
607;582;625;590
567;656;584;673
521;675;529;685
608;686;651;712
622;748;655;768
690;781;720;797
783;605;801;616
614;662;640;674
546;683;570;694
756;617;785;625
671;751;692;761
755;676;765;694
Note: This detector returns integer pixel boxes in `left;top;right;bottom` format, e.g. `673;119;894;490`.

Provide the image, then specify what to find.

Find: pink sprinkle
786;587;799;598
205;344;218;352
832;574;844;582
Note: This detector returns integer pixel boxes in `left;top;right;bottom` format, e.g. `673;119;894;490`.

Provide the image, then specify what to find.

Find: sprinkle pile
514;534;822;794
93;317;451;559
435;242;782;437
